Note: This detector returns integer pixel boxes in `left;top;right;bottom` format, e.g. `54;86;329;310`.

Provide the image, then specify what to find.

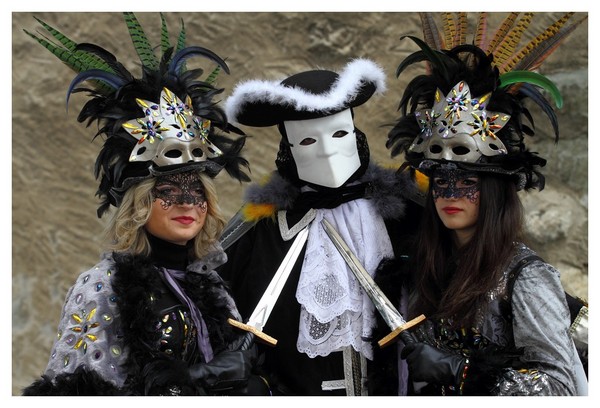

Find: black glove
189;349;253;392
142;358;199;396
142;348;270;396
400;342;467;386
189;348;270;395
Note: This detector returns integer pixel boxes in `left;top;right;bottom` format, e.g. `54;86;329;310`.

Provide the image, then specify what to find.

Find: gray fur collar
244;163;417;220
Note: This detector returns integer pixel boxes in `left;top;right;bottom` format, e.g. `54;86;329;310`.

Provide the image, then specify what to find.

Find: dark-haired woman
383;13;587;395
398;168;586;395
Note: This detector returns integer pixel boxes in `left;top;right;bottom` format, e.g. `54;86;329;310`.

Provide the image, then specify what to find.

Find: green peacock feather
123;12;159;71
175;18;186;54
204;66;222;85
23;17;115;74
160;13;172;55
26;12;223;91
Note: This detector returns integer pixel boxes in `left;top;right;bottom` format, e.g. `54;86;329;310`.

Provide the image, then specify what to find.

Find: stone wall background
11;12;588;395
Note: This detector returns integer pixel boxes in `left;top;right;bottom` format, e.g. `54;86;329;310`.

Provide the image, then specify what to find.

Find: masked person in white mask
217;59;422;395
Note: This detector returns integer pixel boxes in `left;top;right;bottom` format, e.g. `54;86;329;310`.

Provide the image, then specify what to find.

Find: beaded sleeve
494;258;582;395
42;255;130;389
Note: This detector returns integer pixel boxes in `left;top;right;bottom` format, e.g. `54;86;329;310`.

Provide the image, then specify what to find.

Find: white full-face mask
284;109;361;188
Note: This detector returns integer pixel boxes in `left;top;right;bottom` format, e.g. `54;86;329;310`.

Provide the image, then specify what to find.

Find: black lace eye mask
432;169;480;203
152;172;207;211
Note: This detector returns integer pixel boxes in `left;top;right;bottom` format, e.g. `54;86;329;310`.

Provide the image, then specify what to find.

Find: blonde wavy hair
103;172;226;258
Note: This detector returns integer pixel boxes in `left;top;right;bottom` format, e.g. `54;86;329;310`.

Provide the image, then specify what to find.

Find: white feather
224;58;386;125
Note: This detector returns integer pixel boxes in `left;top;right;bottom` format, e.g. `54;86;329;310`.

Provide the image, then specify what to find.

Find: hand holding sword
320;219;425;347
228;226;310;349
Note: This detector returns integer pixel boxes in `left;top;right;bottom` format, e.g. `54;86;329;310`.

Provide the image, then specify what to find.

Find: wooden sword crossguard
377;314;426;348
227;318;278;346
228;226;310;349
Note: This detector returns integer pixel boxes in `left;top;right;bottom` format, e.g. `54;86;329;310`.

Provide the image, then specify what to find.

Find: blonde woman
22;13;268;396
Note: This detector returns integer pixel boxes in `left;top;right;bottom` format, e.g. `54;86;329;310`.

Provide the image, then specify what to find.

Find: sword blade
247;226;309;330
321;219;425;347
229;226;310;346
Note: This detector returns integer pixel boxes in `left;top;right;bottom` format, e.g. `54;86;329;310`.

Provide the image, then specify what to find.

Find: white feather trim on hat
225;58;386;125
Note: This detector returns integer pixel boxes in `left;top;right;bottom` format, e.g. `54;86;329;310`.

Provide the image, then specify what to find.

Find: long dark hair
410;173;524;327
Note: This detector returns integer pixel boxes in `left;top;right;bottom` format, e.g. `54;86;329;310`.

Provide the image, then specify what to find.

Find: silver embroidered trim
342;346;368;395
343;347;355;395
319;349;369;394
570;305;588;350
321;380;345;391
278;209;317;241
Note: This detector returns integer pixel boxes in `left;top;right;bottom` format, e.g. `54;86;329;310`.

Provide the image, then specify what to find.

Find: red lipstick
442;207;462;215
173;216;194;225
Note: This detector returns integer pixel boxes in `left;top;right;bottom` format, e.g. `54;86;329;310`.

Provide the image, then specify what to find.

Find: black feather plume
28;13;251;218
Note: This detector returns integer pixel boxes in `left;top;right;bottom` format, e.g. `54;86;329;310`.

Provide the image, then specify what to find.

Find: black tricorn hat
225;58;386;127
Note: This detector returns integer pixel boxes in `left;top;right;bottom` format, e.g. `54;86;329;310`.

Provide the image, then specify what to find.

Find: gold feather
493;12;534;70
457;12;468;47
503;13;582;72
442;12;456;50
474;12;489;49
242;203;276;222
485;12;519;55
414;170;429;194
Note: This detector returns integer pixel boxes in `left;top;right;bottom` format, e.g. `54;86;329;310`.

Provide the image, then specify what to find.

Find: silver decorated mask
123;87;223;167
409;81;510;163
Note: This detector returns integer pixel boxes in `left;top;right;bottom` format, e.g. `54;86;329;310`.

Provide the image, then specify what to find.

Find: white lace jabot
295;198;393;360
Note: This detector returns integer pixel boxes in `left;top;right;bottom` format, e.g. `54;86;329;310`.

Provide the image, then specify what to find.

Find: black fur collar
110;252;239;392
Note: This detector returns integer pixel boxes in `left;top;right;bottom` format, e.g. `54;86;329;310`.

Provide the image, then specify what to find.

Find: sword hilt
227;318;278;347
237;331;256;351
377;313;426;348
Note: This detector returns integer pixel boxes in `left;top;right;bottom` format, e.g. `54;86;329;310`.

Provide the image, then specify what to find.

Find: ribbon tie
160;267;214;363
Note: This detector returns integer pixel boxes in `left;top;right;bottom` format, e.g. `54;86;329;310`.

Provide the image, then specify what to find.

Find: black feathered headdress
387;12;586;191
25;13;251;217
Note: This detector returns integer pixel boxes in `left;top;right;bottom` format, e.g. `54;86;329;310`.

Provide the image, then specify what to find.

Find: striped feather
474;12;489;50
175;18;186;54
510;13;586;72
419;12;444;50
23;30;85;73
75;43;133;82
457;12;467;47
485;12;518;55
23;19;117;96
123;12;159;70
204;66;222;85
493;12;534;70
442;12;456;49
23;21;114;73
160;13;172;55
32;16;77;50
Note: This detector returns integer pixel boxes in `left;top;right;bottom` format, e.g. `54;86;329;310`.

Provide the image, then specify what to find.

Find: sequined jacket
407;243;587;396
22;245;243;395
